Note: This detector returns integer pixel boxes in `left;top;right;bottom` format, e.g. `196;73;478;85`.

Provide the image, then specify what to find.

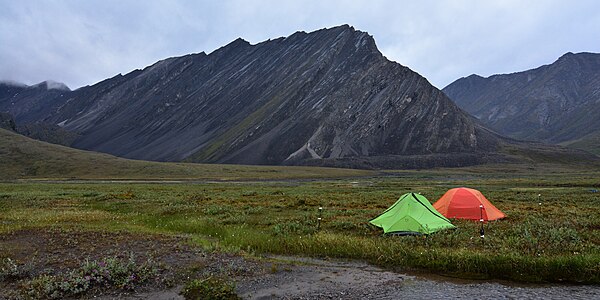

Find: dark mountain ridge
4;25;591;168
0;80;71;123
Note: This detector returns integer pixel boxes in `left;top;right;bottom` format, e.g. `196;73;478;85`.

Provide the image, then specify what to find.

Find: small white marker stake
317;207;323;230
479;204;485;245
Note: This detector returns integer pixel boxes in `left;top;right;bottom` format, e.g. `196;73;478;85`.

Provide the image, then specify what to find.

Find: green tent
370;193;455;235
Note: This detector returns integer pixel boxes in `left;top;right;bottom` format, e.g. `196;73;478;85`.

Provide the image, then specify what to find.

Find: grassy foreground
1;168;599;284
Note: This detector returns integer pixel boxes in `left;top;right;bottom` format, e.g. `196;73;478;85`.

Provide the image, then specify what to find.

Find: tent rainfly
433;187;506;221
370;193;456;235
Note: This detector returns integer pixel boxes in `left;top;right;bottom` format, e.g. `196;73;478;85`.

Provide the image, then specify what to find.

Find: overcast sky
1;0;599;90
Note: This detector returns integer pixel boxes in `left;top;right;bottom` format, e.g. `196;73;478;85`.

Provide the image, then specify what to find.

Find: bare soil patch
0;229;201;274
0;229;262;299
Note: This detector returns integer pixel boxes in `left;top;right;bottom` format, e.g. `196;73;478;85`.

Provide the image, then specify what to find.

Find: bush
181;276;239;300
20;253;159;299
0;258;32;282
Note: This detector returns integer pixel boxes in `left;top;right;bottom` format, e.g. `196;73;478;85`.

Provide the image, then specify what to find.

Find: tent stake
479;204;485;246
317;207;323;231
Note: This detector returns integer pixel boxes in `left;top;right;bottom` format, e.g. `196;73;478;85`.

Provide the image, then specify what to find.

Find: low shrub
181;276;239;300
272;220;316;236
20;253;159;299
0;258;32;282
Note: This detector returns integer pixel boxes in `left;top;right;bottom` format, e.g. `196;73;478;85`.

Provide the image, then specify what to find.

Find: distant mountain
2;25;507;168
443;52;600;154
0;80;71;124
0;81;76;145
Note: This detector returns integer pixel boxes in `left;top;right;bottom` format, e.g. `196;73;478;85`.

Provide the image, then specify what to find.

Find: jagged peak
33;80;71;91
336;25;377;50
208;37;252;56
555;51;600;64
560;51;575;58
0;80;27;87
223;37;251;49
443;74;488;91
309;24;367;38
201;24;382;62
354;31;378;51
465;74;484;79
1;79;71;91
302;24;379;55
275;25;374;48
460;74;487;83
259;36;285;45
232;37;250;45
554;52;577;64
318;24;356;33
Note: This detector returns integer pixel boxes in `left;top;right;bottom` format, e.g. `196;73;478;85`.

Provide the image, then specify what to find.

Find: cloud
1;0;599;89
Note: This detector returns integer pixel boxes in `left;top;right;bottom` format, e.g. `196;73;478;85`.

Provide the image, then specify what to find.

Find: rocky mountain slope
0;25;522;168
0;81;77;145
0;80;71;123
443;52;600;154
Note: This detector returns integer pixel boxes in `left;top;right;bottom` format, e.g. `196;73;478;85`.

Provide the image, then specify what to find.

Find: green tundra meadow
1;163;599;285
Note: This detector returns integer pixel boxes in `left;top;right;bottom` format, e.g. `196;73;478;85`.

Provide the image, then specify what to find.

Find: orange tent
433;187;506;221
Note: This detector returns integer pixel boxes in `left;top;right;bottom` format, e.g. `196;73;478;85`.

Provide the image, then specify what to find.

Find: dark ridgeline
444;52;600;147
0;81;76;146
2;25;507;168
0;80;70;124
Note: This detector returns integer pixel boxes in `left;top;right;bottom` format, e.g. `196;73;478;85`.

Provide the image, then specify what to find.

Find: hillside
0;80;71;124
561;131;600;155
443;52;600;154
0;112;16;131
0;128;372;180
2;25;501;169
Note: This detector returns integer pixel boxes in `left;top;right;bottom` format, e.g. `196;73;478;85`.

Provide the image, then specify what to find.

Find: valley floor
1;166;599;298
